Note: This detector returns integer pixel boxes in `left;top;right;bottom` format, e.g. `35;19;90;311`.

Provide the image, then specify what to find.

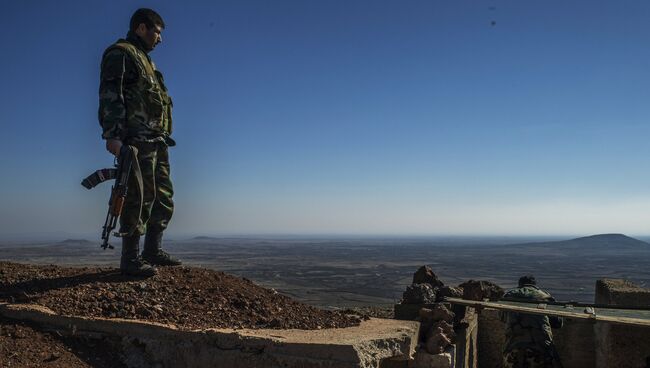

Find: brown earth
0;316;125;368
343;305;394;319
0;262;362;331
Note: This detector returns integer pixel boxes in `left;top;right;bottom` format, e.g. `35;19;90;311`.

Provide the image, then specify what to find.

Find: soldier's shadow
1;270;143;303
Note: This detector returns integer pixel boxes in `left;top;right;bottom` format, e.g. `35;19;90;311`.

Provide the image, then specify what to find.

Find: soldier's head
130;8;165;51
518;275;537;287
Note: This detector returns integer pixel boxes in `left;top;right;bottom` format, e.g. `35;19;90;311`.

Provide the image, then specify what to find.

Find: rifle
81;145;141;250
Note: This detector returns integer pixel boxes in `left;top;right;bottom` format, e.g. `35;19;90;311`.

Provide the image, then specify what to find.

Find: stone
402;284;436;304
432;320;455;343
436;286;463;302
412;266;444;288
459;280;504;301
414;350;452;368
419;305;454;324
424;326;452;354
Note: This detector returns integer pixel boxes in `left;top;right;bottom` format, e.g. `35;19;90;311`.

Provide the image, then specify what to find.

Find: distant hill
511;233;649;251
192;236;220;241
566;234;649;247
55;239;95;246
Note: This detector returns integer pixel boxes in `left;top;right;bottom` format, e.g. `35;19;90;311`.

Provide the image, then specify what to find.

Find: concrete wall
477;310;504;368
393;278;650;368
594;279;650;368
0;303;419;368
553;319;596;368
476;310;596;368
455;308;478;368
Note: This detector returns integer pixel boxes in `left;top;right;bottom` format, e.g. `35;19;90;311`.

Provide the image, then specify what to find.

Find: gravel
0;262;362;331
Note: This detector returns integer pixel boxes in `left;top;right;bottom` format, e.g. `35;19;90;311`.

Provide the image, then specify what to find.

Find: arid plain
1;234;648;308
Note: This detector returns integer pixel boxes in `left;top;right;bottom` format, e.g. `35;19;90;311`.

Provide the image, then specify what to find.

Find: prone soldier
500;275;563;368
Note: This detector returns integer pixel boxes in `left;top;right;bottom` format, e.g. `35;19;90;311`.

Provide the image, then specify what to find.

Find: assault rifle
81;145;141;250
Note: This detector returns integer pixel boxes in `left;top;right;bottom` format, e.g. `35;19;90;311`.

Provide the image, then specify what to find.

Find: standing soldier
99;8;181;277
501;275;563;368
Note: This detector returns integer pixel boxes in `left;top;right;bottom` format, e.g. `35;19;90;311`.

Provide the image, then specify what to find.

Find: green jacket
500;285;563;353
98;31;174;145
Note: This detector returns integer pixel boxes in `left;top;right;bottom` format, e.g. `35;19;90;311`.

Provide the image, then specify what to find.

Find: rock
412;266;444;288
402;283;436;304
432;320;455;343
459;280;504;301
268;318;282;328
414;349;452;368
436;286;463;301
424;326;452;354
418;304;454;323
135;306;153;317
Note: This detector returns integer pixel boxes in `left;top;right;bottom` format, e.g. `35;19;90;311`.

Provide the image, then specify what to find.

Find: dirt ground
0;262;362;330
0;316;125;368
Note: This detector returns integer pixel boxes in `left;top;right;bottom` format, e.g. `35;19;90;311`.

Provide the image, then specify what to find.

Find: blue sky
2;0;650;239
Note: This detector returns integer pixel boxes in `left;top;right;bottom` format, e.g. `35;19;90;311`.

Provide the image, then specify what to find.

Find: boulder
418;304;454;324
402;283;436;304
412;266;444;288
432;320;455;342
459;280;504;301
424;326;452;354
436;286;463;301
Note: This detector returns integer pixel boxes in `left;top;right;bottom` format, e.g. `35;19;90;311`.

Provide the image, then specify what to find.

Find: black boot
120;235;157;277
142;230;182;266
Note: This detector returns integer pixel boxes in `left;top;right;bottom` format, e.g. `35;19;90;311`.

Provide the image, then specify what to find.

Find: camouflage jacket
500;285;563;353
98;31;175;145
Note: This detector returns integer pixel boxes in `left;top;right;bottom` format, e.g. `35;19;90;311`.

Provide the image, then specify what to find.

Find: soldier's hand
106;139;123;157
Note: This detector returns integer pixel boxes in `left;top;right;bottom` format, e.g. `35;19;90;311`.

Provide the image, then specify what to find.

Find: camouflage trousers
503;348;556;368
119;141;174;236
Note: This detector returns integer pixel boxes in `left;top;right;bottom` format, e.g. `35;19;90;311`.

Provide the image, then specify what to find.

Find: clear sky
1;0;650;239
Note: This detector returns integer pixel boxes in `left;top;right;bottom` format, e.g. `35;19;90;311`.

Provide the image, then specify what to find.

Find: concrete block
0;303;420;368
594;279;650;368
595;279;650;306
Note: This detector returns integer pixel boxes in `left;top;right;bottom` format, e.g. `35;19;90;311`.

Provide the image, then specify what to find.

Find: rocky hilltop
0;262;361;330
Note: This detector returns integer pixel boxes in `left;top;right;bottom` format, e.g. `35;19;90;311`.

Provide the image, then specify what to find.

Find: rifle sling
123;145;144;237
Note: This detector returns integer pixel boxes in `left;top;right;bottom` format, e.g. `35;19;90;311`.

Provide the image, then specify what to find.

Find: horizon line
2;232;650;243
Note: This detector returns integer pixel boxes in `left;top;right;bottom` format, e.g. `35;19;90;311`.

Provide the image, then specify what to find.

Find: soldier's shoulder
102;39;135;57
100;48;127;75
100;42;135;77
102;48;125;60
504;286;551;301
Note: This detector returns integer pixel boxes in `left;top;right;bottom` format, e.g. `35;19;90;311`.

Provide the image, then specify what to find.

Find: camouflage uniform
501;285;563;368
98;31;175;237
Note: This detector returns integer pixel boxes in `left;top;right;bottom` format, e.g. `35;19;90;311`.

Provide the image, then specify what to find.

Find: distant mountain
566;234;649;247
513;233;649;250
191;236;220;241
56;239;95;246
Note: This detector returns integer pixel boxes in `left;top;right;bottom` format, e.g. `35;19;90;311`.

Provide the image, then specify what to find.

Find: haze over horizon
4;232;650;245
2;1;650;237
